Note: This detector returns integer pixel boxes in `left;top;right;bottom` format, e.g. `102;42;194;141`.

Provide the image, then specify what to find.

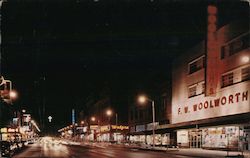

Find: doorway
189;130;202;148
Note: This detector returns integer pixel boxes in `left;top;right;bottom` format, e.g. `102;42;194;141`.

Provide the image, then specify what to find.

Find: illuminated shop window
188;56;205;74
241;66;250;81
221;72;234;88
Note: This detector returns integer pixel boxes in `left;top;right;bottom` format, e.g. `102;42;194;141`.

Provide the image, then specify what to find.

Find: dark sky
1;0;248;129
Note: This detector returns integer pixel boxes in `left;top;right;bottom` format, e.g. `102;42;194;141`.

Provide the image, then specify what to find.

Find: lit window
221;72;234;88
241;66;250;82
188;85;197;98
189;56;205;74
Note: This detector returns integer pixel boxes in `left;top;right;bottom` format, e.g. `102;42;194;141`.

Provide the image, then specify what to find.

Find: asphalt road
13;141;194;158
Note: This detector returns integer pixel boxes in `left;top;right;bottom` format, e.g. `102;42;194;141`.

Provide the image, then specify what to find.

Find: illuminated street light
242;56;249;63
138;95;147;104
9;90;18;99
106;109;118;142
22;109;26;113
138;95;155;148
91;116;96;122
106;109;112;116
81;120;84;125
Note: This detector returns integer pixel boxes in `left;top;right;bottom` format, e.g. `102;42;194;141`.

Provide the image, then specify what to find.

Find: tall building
172;19;249;150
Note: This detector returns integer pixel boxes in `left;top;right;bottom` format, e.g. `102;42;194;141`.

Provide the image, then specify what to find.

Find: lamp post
106;109;113;142
138;95;156;148
106;109;118;127
106;109;118;142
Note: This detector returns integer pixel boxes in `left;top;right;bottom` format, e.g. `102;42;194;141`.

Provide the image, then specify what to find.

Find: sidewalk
80;141;250;158
171;148;249;158
131;145;250;158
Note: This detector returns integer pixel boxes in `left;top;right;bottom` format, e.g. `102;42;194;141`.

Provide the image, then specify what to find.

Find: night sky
1;0;248;130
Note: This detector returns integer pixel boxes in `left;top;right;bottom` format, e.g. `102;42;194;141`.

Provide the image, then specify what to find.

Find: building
97;125;129;143
128;81;172;146
172;19;249;150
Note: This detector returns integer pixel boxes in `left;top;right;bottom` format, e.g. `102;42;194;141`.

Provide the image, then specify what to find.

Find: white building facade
172;20;250;150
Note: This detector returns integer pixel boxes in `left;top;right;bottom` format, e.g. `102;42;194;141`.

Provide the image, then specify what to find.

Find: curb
125;146;179;152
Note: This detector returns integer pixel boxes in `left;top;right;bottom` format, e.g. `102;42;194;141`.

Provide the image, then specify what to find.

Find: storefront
129;123;171;146
97;125;128;143
176;125;249;150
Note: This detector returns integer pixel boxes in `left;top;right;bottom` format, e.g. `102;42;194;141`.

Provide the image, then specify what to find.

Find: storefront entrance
189;130;202;148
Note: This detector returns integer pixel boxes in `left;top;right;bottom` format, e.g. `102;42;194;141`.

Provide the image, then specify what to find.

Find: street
13;139;192;158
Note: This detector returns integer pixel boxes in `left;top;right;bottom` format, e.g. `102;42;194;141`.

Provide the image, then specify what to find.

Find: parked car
1;141;14;157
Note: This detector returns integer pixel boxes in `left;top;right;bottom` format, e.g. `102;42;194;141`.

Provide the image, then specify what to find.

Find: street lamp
106;109;112;116
9;90;17;99
138;95;156;148
81;120;84;125
242;55;249;63
91;116;96;122
105;109;118;142
105;109;118;127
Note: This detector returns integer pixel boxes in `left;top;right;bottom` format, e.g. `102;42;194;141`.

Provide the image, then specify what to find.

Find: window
188;81;205;98
202;82;205;94
188;85;197;98
189;56;205;74
221;72;234;88
242;66;250;81
221;33;249;60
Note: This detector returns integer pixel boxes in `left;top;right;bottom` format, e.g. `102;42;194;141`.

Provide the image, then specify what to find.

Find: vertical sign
72;109;75;124
48;116;52;122
206;5;219;96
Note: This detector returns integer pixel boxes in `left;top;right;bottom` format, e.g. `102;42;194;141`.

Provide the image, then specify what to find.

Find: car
1;141;14;157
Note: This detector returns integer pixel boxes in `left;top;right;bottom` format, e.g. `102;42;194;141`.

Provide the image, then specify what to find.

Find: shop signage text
177;91;248;115
0;128;18;133
100;125;110;132
111;125;128;130
90;125;99;130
